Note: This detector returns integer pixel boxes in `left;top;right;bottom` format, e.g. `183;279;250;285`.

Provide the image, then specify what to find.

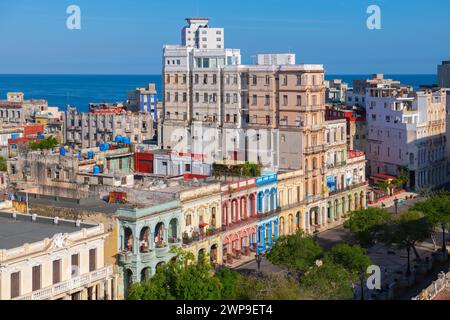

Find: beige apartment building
0;211;116;300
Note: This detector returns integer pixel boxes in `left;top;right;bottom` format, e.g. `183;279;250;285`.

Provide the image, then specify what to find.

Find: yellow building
277;169;305;237
0;211;116;300
179;182;223;265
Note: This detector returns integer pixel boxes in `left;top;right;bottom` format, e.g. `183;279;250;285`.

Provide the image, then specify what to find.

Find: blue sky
0;0;449;74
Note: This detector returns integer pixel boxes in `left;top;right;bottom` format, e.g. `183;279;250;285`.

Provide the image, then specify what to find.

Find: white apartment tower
182;18;224;49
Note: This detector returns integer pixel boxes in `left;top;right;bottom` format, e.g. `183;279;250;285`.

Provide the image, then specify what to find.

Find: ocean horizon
0;74;437;112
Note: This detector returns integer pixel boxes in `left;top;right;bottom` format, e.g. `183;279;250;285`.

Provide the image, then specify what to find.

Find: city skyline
0;0;449;75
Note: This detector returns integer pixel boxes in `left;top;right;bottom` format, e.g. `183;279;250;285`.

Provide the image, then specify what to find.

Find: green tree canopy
344;208;391;245
382;210;433;272
127;248;222;300
266;231;323;274
29;136;59;151
300;262;354;300
239;274;313;300
413;194;450;252
324;244;372;280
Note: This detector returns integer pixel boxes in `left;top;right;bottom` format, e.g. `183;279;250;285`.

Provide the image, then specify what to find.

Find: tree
239;274;313;300
413;194;450;254
215;268;243;300
300;262;354;300
0;156;7;172
324;244;372;299
127;248;222;300
266;231;323;275
344;208;391;245
382;211;432;275
29;136;59;151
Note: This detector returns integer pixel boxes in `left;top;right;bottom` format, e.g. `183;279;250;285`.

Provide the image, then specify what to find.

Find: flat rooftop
0;211;95;250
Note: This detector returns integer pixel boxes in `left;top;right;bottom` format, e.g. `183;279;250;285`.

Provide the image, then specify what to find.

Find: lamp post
393;198;399;215
313;230;319;244
359;272;365;300
255;252;262;272
441;222;447;254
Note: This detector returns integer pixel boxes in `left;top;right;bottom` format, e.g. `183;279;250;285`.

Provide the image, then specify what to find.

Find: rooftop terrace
0;211;95;250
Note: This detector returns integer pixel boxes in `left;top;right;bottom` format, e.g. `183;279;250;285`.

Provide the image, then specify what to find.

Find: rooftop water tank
87;150;94;159
37;134;45;140
93;165;101;174
99;143;109;151
60;147;66;156
78;151;82;159
122;137;131;145
115;136;123;143
11;134;18;140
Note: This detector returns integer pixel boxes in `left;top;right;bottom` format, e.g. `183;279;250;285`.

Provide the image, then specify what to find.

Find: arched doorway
257;192;264;213
124;227;133;252
279;217;285;235
139;227;150;253
198;248;206;263
125;269;133;291
140;267;151;283
169;218;178;243
249;194;256;217
210;244;218;264
240;197;247;220
270;188;277;211
154;222;165;248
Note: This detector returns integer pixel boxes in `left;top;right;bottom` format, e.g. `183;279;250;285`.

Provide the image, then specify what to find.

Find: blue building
255;172;279;254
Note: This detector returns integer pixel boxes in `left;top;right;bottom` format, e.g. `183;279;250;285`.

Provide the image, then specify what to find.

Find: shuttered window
89;248;97;272
32;265;41;291
53;260;61;284
10;272;20;298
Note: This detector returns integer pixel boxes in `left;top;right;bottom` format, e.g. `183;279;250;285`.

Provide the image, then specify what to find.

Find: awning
199;222;209;227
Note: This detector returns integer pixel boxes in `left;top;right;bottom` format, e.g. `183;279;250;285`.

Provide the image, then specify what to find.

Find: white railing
13;265;113;300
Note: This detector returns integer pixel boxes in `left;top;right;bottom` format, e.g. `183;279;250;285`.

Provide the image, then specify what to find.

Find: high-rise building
182;18;224;49
438;61;450;88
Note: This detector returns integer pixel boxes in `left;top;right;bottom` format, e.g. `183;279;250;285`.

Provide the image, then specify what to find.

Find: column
105;278;112;300
98;282;105;300
80;288;88;300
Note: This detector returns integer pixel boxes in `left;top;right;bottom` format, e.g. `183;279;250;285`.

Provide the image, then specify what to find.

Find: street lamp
406;245;411;276
393;198;399;215
359;272;365;300
313;230;319;243
255;252;262;272
441;222;447;254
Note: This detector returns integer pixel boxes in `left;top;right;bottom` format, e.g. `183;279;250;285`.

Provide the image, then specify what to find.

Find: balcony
12;266;113;300
328;182;368;196
304;145;326;155
168;237;182;247
118;251;135;264
327;161;347;169
155;244;170;258
304;194;323;204
182;228;223;245
140;251;155;263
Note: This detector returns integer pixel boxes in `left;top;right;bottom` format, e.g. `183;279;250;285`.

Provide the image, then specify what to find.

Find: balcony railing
12;266;113;300
328;182;368;196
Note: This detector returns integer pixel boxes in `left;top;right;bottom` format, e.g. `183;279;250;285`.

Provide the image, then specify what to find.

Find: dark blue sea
0;74;437;112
